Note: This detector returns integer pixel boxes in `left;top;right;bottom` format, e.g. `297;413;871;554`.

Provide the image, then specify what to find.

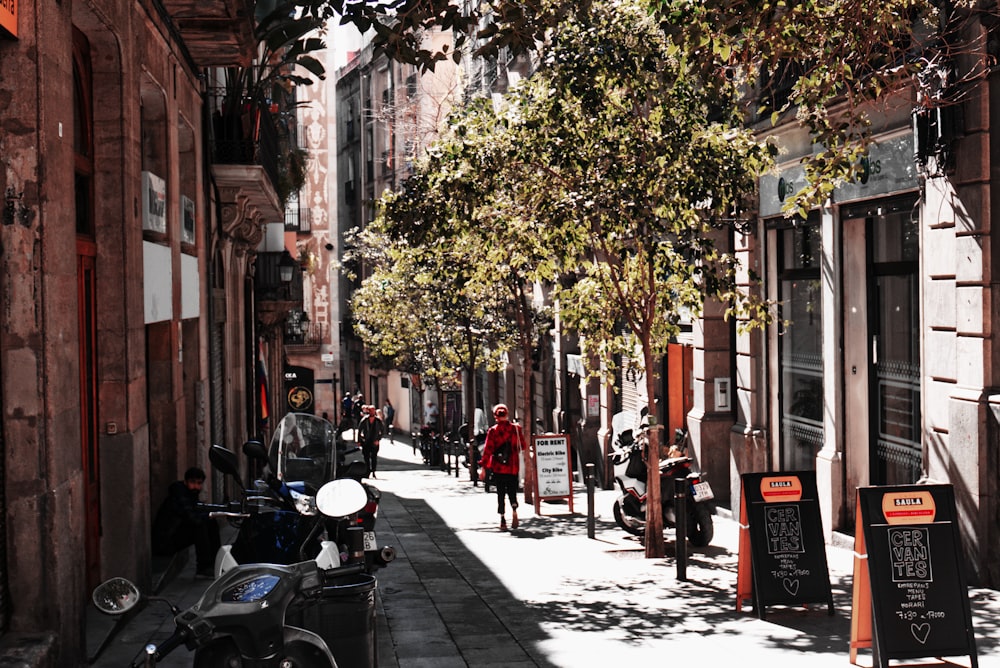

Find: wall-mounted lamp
278;250;297;283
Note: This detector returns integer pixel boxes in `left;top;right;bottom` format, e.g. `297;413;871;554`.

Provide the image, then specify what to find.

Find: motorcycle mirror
242;439;269;463
209;444;240;476
315;479;368;518
92;577;141;616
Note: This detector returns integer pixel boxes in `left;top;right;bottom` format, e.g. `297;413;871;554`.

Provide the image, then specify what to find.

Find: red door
666;343;694;436
78;240;100;588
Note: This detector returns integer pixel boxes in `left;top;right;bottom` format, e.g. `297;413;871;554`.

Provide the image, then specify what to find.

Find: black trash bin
299;572;377;668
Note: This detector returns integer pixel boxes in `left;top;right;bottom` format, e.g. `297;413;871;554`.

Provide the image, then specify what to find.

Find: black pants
362;443;380;475
158;520;220;570
493;473;519;515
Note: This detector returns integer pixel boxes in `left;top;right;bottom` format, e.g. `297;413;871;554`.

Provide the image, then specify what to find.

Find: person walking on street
351;392;364;423
382;399;395;442
423;400;438;428
342;392;353;424
358;405;386;478
480;403;525;531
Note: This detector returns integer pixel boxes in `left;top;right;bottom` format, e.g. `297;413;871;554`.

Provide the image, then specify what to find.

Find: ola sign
284;365;315;414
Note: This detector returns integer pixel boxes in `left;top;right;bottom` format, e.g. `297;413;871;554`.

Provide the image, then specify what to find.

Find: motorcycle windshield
270;413;336;491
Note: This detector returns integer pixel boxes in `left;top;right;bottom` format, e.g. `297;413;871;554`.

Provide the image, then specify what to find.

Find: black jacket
151;480;205;554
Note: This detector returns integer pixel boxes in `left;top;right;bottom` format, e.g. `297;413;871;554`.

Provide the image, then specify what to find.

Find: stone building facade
720;79;1000;587
0;0;275;663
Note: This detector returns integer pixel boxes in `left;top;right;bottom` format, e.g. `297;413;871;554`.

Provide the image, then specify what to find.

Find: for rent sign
531;434;574;515
1;0;16;39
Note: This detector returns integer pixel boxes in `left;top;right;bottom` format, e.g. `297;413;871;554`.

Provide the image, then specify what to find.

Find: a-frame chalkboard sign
531;433;574;516
850;484;978;668
736;471;834;618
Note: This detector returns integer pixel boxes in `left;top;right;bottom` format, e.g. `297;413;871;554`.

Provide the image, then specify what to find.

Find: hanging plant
277;146;309;207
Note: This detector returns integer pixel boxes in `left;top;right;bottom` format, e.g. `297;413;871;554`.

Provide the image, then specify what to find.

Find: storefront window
777;215;823;470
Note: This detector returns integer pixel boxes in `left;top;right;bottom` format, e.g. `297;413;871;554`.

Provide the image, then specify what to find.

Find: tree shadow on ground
377;446;999;665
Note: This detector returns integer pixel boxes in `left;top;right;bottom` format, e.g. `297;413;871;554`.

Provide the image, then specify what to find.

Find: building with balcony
0;0;288;663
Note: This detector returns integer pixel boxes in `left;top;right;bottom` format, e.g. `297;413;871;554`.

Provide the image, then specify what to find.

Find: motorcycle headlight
291;489;318;516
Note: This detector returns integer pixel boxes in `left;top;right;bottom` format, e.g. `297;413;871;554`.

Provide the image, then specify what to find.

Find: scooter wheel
613;499;645;537
686;502;714;547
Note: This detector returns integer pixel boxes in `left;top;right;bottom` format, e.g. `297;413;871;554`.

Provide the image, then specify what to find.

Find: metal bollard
469;441;479;486
674;477;688;581
586;463;596;539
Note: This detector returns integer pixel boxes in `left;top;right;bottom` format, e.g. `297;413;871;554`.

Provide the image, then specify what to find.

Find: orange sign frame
0;0;17;39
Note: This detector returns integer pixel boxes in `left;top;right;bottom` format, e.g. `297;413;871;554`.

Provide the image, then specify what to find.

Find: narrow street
89;436;1000;667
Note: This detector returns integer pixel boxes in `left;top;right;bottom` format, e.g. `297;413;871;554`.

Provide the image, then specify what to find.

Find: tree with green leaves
652;0;989;209
314;0;994;209
483;0;776;556
347;220;518;450
366;100;553;494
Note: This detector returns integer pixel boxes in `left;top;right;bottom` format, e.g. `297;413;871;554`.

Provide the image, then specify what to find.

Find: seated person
151;467;220;578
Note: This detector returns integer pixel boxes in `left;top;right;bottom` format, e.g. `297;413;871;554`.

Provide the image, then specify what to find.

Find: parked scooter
210;412;389;577
608;411;715;546
92;479;380;667
419;424;443;468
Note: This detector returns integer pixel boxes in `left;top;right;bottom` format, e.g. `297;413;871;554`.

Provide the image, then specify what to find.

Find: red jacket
481;421;525;475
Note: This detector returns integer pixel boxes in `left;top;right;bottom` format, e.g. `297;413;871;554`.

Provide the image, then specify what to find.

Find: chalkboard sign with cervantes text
736;471;834;618
850;485;978;668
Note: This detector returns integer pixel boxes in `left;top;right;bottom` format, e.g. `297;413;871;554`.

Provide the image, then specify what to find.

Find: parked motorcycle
210;412;388;577
419;424;443;468
608;411;715;546
92;479;380;667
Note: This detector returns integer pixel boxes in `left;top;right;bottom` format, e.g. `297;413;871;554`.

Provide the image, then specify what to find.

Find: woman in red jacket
480;404;525;530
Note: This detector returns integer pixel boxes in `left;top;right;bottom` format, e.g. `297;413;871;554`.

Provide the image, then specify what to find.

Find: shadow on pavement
373;445;862;664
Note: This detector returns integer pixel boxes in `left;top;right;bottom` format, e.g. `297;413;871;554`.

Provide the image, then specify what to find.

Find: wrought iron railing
209;89;281;194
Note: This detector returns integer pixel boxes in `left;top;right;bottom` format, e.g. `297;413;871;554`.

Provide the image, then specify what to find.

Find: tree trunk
642;342;665;558
466;330;479;485
514;282;536;504
521;352;535;504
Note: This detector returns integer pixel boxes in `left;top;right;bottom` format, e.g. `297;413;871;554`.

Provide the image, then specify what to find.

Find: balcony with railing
210;92;282;191
255;250;304;328
284;309;328;349
209;91;284;245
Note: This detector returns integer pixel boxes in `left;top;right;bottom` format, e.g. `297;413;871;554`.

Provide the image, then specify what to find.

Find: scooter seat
659;456;691;470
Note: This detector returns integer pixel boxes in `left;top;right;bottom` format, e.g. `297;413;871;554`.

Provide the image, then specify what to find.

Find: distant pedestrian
357;405;385;478
480;404;525;531
423;400;438;428
382;399;395;442
352;392;364;423
342;393;353;423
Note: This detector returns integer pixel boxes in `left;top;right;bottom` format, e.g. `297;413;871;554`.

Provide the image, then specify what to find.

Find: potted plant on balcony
212;2;326;203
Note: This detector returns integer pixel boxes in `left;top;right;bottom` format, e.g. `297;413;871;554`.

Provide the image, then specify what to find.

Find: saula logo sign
760;475;803;503
1;0;17;39
881;490;936;525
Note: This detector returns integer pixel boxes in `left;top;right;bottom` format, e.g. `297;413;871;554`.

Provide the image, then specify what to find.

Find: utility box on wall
714;378;730;412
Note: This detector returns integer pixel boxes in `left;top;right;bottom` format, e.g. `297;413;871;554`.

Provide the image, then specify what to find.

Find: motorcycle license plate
363;531;377;552
692;481;714;502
